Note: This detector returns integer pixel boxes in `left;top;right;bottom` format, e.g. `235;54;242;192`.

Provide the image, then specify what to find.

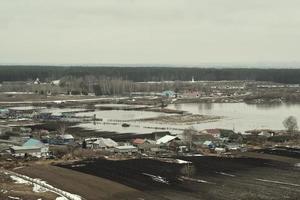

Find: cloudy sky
1;0;300;66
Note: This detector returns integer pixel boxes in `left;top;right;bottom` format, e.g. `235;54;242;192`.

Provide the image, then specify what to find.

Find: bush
71;90;81;95
268;135;293;143
51;146;70;158
220;129;235;138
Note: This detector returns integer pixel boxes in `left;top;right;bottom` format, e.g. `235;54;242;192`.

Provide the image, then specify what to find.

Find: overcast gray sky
1;0;300;66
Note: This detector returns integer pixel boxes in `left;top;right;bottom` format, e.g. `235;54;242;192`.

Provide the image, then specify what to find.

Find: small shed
114;145;138;154
134;139;157;153
132;138;145;146
0;109;9;118
93;138;118;149
202;140;215;149
161;90;176;98
156;135;180;145
61;112;76;118
58;134;75;144
201;129;221;138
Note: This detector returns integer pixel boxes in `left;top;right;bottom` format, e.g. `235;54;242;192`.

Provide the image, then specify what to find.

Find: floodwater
167;103;300;132
74;110;178;134
64;103;300;133
94;104;148;109
76;110;168;121
14;103;300;134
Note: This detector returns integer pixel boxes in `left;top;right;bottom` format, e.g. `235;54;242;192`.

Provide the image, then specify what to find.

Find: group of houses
0;123;77;158
82;133;182;156
1;123;276;160
0;106;94;124
87;128;248;156
0;134;76;158
0;126;247;159
0;78;63;95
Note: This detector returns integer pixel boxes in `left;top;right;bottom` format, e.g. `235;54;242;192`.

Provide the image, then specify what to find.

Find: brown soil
14;164;152;200
0;171;58;200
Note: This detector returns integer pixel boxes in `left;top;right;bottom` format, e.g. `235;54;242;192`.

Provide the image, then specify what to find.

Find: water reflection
196;103;214;112
167;103;300;132
203;103;213;110
174;103;182;110
197;104;203;112
254;103;282;110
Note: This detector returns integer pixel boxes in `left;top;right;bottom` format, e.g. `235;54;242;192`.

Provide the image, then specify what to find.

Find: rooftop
115;145;137;150
156;135;179;144
23;138;46;148
93;138;118;148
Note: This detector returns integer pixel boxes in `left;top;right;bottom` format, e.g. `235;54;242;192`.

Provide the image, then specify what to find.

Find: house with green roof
10;138;49;158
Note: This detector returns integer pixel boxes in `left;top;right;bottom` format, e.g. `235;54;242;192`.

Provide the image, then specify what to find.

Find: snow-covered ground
6;171;82;200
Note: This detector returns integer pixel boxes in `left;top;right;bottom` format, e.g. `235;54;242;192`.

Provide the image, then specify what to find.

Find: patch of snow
180;176;212;184
256;178;300;187
56;197;68;200
11;175;49;193
1;189;8;194
142;173;169;184
32;179;49;193
295;163;300;167
185;154;203;157
8;172;82;200
10;175;30;185
176;159;192;164
2;92;33;95
13;166;24;170
216;172;236;177
8;196;22;200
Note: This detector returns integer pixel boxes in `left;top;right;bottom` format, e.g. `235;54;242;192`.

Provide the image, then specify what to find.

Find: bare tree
283;116;298;134
57;122;67;135
182;127;198;150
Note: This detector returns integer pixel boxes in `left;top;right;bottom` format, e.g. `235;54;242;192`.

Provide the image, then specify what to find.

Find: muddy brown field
13;153;300;200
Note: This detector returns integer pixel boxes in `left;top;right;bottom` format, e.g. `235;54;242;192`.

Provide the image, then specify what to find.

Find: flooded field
7;102;300;134
74;109;179;134
75;109;169;121
168;103;300;132
95;104;149;109
74;102;300;134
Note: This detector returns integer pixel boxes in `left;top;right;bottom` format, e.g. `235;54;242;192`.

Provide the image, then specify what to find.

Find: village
2;0;300;198
0;93;299;161
0;78;300;200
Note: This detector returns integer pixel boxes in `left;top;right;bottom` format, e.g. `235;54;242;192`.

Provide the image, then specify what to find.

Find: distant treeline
0;65;300;84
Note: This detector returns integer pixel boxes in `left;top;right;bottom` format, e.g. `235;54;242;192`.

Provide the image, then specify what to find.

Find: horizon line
1;62;300;69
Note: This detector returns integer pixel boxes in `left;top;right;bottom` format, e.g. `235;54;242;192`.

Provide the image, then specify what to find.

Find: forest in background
0;65;300;84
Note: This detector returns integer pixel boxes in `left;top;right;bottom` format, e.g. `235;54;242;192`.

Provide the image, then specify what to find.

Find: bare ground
14;164;152;200
6;152;300;200
0;171;58;200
